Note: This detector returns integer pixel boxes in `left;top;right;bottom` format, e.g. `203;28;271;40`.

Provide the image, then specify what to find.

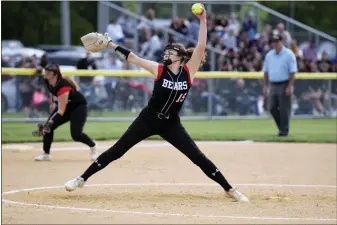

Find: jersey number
176;93;187;103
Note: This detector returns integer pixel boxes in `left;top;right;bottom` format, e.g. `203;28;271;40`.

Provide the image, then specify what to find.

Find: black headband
45;64;59;72
164;44;186;56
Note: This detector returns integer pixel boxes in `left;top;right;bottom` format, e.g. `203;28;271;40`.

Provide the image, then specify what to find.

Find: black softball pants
81;107;233;191
43;104;95;154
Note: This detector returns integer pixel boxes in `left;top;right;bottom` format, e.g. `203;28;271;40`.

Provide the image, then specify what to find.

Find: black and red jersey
147;64;192;116
44;78;87;110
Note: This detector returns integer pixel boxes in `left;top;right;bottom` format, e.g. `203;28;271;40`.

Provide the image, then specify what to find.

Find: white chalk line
2;183;337;222
2;141;253;152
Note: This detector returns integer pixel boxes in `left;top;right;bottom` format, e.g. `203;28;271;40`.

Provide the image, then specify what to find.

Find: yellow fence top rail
1;67;336;79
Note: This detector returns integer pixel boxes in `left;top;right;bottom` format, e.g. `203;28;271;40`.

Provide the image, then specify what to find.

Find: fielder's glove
80;32;112;53
32;122;52;137
42;122;52;135
32;123;45;137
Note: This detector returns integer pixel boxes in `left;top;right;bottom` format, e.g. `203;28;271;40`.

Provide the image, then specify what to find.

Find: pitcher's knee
190;152;208;165
71;132;83;142
103;145;128;162
270;107;278;113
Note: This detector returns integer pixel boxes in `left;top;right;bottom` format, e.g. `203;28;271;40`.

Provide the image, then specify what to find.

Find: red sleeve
155;65;164;81
184;64;192;86
57;86;72;97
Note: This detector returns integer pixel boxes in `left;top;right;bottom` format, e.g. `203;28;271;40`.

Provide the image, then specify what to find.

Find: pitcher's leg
160;122;233;191
80;116;154;181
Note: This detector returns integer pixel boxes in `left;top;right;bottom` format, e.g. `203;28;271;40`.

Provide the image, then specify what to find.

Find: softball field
2;140;336;224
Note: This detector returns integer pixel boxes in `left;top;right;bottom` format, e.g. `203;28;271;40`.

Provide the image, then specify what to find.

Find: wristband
115;46;131;60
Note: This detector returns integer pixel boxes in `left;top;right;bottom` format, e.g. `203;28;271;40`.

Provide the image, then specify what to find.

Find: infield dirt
2;141;336;224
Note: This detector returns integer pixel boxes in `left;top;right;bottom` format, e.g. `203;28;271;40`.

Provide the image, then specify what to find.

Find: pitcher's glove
80;32;112;53
32;122;52;137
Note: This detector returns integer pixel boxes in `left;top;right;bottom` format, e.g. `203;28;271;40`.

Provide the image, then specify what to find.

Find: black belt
145;106;171;120
156;112;170;120
271;80;288;85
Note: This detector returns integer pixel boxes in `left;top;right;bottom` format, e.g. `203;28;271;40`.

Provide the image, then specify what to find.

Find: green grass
2;111;139;118
2;111;208;118
2;118;336;143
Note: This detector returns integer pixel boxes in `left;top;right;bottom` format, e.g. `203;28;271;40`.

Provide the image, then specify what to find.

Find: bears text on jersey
162;79;188;91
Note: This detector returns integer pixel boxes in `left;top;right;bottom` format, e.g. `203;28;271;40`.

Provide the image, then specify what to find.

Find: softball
191;3;204;15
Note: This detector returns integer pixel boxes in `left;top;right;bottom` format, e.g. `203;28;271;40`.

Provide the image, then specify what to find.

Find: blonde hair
63;76;80;91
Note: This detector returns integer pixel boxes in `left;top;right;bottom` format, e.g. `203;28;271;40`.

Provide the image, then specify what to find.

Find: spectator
332;62;337;72
303;40;317;62
30;86;50;116
290;40;303;58
139;29;163;60
228;12;240;36
106;18;125;45
234;78;258;115
238;38;247;52
257;35;267;53
262;24;273;43
169;17;188;42
209;31;220;48
102;52;123;111
103;52;123;71
222;27;237;51
170;17;184;35
207;15;216;37
147;8;156;21
39;53;48;68
76;52;97;86
319;51;331;63
242;11;257;41
118;15;137;39
273;23;292;47
262;44;271;58
137;8;157;44
187;16;200;41
237;31;248;47
318;60;332;72
297;58;307;72
19;75;34;117
214;15;228;38
309;61;319;72
19;57;40;118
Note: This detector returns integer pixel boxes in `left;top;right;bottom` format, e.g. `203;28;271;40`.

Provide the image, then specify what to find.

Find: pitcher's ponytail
184;47;207;67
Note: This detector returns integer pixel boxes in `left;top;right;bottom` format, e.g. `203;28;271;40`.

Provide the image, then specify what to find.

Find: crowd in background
2;8;337;118
106;9;337;116
108;9;336;73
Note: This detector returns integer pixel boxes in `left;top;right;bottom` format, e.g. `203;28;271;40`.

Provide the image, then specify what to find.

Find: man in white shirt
273;23;292;47
222;28;237;51
139;29;162;61
106;18;125;45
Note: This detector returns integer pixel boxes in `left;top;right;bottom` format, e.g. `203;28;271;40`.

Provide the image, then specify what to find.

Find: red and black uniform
80;64;233;192
43;78;95;154
148;64;192;118
45;78;87;111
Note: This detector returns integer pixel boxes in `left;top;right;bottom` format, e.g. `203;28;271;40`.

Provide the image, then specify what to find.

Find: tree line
2;1;336;46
